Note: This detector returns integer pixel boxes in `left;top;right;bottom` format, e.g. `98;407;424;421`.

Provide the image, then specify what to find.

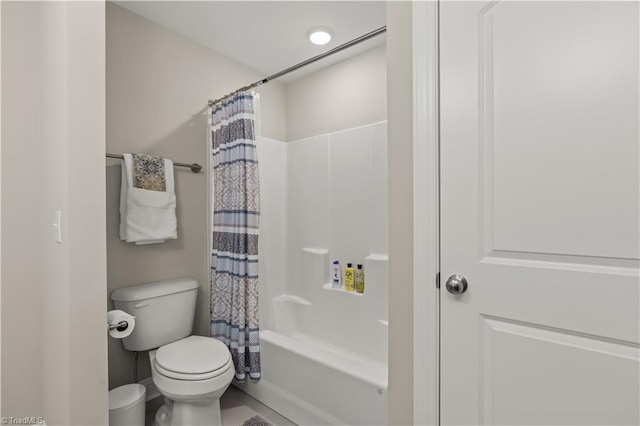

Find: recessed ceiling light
308;29;332;45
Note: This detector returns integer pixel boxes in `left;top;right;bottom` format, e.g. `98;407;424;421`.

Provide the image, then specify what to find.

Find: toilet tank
111;277;199;351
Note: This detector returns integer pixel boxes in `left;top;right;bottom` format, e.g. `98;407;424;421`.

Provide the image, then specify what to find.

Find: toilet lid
155;335;231;375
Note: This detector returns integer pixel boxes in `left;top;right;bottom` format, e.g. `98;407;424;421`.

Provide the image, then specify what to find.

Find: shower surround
232;121;389;425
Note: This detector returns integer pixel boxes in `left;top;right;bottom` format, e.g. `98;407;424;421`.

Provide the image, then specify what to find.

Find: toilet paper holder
108;320;130;332
107;310;136;337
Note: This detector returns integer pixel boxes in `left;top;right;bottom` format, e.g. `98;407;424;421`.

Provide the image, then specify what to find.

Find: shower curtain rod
207;26;387;108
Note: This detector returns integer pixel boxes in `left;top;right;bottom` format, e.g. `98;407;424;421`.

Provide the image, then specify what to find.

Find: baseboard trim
139;376;161;401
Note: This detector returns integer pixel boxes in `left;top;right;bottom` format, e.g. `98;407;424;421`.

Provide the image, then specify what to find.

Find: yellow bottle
355;264;365;294
344;263;355;292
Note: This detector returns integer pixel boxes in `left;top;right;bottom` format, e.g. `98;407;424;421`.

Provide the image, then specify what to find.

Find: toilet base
154;398;222;426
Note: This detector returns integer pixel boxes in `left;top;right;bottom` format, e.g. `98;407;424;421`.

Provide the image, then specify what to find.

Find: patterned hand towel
119;153;177;244
132;153;166;192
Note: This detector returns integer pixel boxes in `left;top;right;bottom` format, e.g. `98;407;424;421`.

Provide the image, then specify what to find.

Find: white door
440;1;640;424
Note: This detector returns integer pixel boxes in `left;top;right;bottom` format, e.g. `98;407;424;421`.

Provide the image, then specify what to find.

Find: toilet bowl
150;336;235;426
111;278;235;426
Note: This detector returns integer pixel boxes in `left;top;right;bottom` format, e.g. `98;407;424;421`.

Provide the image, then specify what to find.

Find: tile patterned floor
221;385;296;426
143;385;296;426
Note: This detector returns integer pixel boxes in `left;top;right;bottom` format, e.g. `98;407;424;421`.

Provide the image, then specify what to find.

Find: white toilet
111;278;235;426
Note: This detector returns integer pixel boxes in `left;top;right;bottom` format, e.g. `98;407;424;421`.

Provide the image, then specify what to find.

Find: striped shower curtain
210;90;261;382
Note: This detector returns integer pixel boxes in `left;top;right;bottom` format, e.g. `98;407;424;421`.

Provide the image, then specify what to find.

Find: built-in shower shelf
366;254;388;261
322;283;364;296
302;247;329;255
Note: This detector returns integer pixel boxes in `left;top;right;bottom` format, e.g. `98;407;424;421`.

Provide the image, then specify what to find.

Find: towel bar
106;153;202;174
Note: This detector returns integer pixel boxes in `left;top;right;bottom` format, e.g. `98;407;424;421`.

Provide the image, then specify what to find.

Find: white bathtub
236;253;389;425
235;329;387;425
248;128;389;425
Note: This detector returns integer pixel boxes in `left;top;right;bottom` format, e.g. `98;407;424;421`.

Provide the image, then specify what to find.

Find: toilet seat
155;335;232;381
154;359;233;381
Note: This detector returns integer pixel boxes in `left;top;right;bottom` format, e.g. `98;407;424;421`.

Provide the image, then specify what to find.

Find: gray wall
1;2;3;414
106;3;287;389
66;4;108;423
387;2;414;425
2;2;108;424
285;45;386;141
2;2;44;417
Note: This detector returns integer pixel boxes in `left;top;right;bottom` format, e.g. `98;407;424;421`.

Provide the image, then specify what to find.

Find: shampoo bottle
331;261;342;288
344;263;355;292
355;264;365;294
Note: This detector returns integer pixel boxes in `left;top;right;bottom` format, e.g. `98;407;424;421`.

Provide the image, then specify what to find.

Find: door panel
481;316;639;425
440;1;640;424
485;2;639;260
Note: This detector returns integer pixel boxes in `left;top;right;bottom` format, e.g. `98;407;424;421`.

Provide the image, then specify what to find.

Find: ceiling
113;1;386;83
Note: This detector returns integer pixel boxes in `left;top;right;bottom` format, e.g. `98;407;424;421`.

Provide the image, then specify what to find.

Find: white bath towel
119;153;177;244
